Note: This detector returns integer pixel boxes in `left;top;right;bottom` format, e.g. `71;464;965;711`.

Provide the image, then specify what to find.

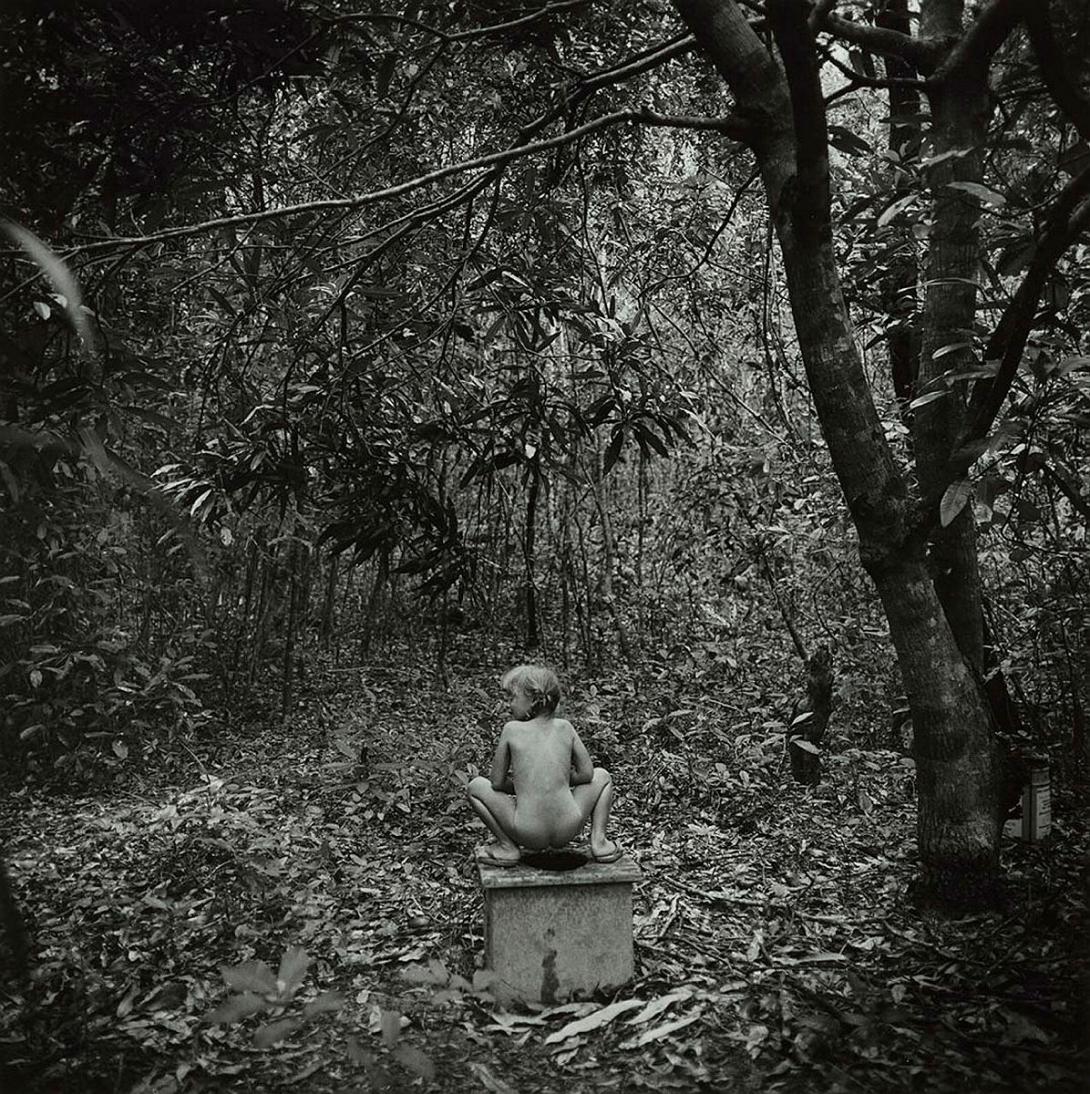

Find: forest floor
1;635;1087;1093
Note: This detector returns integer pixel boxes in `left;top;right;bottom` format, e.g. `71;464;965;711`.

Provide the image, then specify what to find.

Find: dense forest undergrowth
1;633;1086;1094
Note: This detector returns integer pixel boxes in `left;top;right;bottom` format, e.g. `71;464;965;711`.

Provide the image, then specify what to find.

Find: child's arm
569;726;594;786
489;724;516;793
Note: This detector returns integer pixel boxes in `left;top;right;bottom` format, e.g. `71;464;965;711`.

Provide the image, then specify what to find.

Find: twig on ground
658;872;876;925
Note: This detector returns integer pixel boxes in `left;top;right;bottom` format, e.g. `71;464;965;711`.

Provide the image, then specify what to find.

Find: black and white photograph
1;1;1087;1090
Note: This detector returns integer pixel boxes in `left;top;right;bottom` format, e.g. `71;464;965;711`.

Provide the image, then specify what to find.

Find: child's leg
570;768;618;860
466;776;520;863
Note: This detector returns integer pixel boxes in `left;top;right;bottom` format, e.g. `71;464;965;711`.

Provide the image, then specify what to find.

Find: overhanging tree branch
324;0;591;43
817;7;936;69
928;0;1024;82
819;45;929;93
767;0;831;232
7;108;741;265
672;0;794;170
913;163;1090;535
571;34;696;104
966;175;1090;434
1025;1;1090;141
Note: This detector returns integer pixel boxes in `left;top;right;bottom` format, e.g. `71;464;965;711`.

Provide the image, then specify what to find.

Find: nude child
467;664;620;867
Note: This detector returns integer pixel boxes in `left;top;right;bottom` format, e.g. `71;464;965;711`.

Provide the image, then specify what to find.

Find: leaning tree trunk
878;0;921;414
915;60;991;672
673;0;1002;904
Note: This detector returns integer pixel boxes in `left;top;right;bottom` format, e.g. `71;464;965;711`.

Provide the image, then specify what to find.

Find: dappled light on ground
2;641;1086;1092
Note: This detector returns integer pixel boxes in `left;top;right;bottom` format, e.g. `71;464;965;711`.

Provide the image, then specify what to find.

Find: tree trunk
915;64;991;672
319;552;338;649
280;539;299;725
673;0;1002;904
878;0;921;411
523;468;541;650
592;446;634;667
360;549;389;658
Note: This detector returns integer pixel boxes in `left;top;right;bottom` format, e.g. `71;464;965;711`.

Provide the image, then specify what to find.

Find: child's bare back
467;665;620;866
501;716;585;848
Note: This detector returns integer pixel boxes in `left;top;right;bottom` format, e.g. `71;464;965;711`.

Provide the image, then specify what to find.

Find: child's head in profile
501;664;561;721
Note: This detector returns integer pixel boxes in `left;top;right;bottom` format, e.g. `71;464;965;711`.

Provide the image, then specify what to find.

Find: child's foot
588;838;622;864
475;842;520;867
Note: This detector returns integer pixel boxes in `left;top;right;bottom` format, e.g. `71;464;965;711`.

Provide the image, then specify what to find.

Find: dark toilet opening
522;850;588;872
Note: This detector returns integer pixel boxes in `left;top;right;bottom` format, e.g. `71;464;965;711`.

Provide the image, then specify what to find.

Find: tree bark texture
673;0;1002;902
916;55;991;672
878;0;921;409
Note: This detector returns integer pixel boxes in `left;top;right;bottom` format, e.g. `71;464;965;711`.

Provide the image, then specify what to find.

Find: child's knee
592;767;612;787
467;775;491;800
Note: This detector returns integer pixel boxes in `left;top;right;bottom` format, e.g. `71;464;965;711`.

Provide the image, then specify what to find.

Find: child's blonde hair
501;664;561;717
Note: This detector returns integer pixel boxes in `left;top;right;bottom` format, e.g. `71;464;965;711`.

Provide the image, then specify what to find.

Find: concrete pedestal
477;851;641;1003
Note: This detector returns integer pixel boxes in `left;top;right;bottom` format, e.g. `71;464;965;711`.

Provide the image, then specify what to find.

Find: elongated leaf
253;1016;301;1049
940;479;973;527
603;428;624;475
221;959;277;995
302;991;344;1020
828;124;871;156
791;738;821;755
877;194;915;228
277;946;309;998
1;219;93;347
908;390;948;410
946;181;1006;206
621;1011;701;1049
205;991;266;1025
931;341;972;360
1057;355;1090;377
544;998;644;1044
625;991;691;1026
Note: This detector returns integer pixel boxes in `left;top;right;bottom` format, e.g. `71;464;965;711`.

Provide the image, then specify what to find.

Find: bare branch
819;45;929;93
639;109;751;137
672;0;794;165
322;0;592;44
929;0;1024;82
573;34;696;101
965;167;1090;442
818;8;935;69
767;0;830;232
449;0;590;42
912;164;1090;536
1025;0;1090;142
23;109;702;260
